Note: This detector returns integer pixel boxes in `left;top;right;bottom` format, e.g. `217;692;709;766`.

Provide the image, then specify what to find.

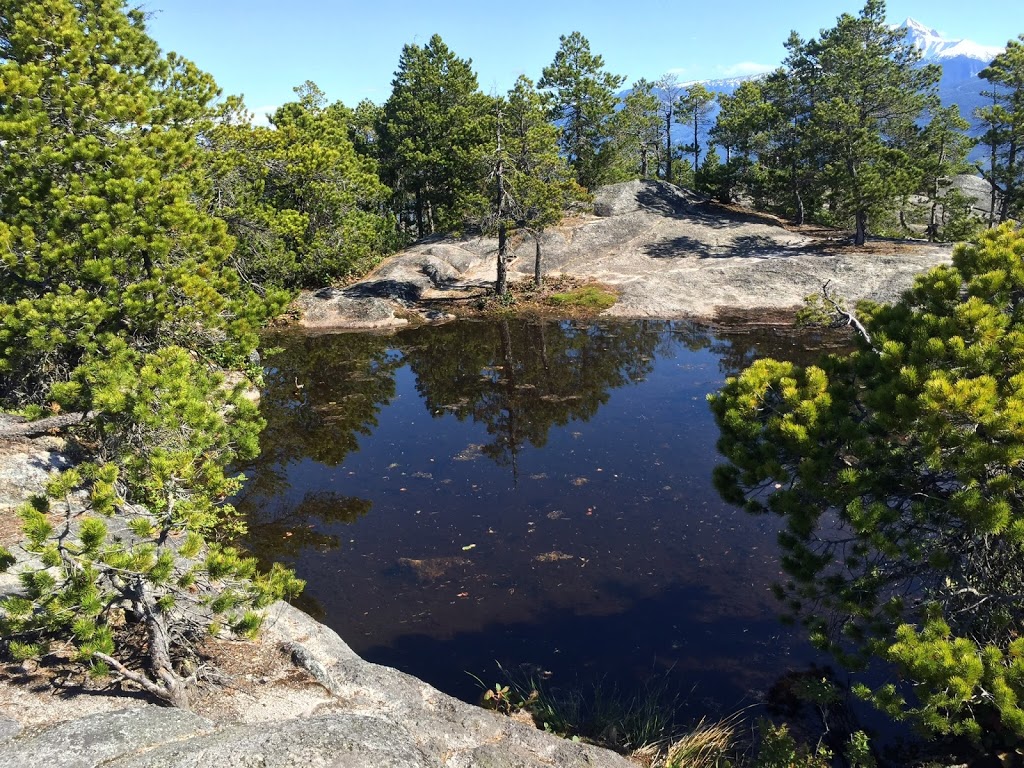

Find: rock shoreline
0;600;636;768
290;180;953;332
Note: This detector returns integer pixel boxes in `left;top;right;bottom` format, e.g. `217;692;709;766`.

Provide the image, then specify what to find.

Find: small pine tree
711;224;1024;742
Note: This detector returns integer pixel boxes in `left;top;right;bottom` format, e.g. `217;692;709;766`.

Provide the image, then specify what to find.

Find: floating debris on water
534;551;574;563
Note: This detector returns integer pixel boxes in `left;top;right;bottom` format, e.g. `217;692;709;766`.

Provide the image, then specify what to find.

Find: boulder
0;709;213;768
949;173;998;217
293;289;409;331
593;179;702;217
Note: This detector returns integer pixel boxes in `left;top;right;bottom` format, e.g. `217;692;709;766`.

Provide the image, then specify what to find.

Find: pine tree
611;79;662;179
377;35;491;238
914;105;977;241
713;3;947;240
539;32;625;190
711;224;1024;742
977;36;1024;223
712;81;774;203
759;36;827;225
487;77;586;294
676;83;716;178
204;82;397;288
0;0;301;707
796;0;940;244
654;73;686;183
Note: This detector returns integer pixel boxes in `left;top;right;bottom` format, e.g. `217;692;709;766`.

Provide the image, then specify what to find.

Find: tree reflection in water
233;318;849;685
405;320;663;474
237;318;847;561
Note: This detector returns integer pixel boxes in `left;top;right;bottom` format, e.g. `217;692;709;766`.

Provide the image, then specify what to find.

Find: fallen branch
91;651;178;705
821;280;874;349
0;411;95;438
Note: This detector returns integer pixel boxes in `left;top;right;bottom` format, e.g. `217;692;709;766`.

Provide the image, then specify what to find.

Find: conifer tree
978;36;1024;224
205;83;397;288
377;35;491;238
611;79;662;179
914;105;977;241
0;0;301;707
539;32;625;190
676;83;716;177
760;36;827;225
710;3;947;241
655;73;686;183
487;77;585;294
711;224;1024;742
794;0;939;244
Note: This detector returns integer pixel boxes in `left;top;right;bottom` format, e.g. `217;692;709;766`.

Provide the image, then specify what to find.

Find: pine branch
92;651;174;703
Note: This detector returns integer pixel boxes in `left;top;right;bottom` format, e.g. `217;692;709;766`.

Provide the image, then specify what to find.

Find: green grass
546;284;617;310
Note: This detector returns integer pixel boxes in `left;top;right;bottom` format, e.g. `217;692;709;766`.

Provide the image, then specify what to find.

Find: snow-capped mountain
896;18;1003;64
894;18;1005;157
680;75;761;91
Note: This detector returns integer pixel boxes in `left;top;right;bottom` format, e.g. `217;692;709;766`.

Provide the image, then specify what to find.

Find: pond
236;318;848;722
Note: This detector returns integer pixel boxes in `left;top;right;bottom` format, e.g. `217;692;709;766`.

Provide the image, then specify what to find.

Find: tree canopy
714;1;948;243
711;224;1024;740
0;0;300;708
377;34;492;238
539;32;625;190
204;83;398;288
978;35;1024;224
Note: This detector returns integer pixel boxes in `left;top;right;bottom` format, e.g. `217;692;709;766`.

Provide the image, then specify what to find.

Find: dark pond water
237;318;848;721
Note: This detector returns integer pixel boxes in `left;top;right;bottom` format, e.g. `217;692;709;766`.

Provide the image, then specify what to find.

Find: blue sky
143;0;1024;121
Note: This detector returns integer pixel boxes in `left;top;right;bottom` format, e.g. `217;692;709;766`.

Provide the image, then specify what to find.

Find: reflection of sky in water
238;320;847;719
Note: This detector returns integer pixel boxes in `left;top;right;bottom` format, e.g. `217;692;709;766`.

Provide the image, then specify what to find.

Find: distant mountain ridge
652;18;1006;165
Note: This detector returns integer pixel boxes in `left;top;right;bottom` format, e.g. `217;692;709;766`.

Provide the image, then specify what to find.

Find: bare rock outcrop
0;602;635;768
293;180;953;330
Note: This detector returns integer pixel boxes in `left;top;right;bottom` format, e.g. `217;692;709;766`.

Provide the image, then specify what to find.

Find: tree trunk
792;160;805;226
533;236;542;288
855;209;867;246
495;115;509;297
989;134;998;229
0;411;94;438
96;578;194;709
1002;140;1017;223
692;115;699;173
665;109;673;182
721;146;732;204
497;223;508;296
147;607;189;709
415;187;425;239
